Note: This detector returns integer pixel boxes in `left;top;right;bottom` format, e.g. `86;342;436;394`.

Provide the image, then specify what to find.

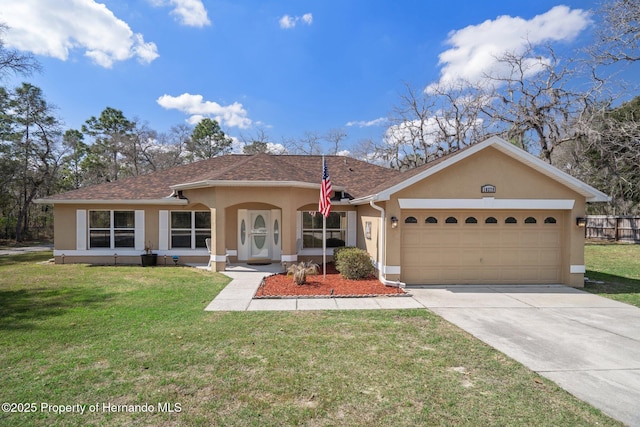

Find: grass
0;251;621;426
584;242;640;307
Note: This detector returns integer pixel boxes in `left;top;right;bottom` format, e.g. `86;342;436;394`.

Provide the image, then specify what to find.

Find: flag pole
322;155;327;279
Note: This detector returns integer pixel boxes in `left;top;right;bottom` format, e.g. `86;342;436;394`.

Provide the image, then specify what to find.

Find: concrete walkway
205;269;640;425
203;263;423;311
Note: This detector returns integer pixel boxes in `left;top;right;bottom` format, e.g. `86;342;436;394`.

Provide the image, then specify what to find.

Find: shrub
332;246;355;264
335;247;376;280
287;261;319;285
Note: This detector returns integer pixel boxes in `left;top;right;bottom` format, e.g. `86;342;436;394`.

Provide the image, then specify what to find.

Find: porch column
210;207;227;272
280;208;297;264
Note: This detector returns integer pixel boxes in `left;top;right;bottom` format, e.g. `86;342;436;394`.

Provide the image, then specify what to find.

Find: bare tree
240;128;271;154
591;0;640;64
284;131;323;155
324;128;348;155
557;97;640;214
0;23;40;80
127;119;158;176
480;44;596;163
383;82;489;169
156;123;191;168
350;137;388;164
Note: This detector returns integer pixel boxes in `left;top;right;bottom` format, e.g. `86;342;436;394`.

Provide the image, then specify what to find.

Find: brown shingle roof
42;154;402;201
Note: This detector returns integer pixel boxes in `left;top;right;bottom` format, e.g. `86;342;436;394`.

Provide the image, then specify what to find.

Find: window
485;217;498;224
465;217;478;224
404;216;418;224
525;217;537;224
445;216;458;224
425;216;438;224
171;211;211;249
505;217;518;224
302;211;346;248
89;210;135;249
544;217;557;224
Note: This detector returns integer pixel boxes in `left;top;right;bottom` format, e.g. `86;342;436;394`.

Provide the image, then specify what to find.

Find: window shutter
347;211;357;246
76;210;87;250
135;210;145;251
159;210;169;250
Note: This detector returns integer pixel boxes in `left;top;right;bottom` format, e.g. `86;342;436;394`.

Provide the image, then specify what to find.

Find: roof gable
355;136;609;203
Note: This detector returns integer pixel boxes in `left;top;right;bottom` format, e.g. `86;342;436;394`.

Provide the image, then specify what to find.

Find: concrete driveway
410;284;640;426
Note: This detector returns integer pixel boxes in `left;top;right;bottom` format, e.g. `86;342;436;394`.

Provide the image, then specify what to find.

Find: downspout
369;200;406;288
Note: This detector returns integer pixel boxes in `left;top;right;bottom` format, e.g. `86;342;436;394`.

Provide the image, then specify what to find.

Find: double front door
237;209;281;261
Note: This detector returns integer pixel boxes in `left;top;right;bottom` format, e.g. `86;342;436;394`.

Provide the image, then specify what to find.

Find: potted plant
141;242;157;267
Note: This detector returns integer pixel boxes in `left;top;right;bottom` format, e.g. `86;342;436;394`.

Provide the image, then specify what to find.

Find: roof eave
34;198;189;206
171;180;346;192
350;194;384;205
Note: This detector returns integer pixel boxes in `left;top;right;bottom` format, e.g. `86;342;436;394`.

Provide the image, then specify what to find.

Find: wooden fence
586;216;640;243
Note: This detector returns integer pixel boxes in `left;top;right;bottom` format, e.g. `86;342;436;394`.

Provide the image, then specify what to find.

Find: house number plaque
481;184;496;193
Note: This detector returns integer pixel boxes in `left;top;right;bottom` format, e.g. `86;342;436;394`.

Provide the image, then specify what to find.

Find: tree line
0;0;639;242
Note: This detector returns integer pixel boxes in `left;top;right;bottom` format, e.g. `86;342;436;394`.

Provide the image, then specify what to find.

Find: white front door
250;211;270;259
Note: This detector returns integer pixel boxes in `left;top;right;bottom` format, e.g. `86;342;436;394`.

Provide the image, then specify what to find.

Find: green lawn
584;243;640;307
0;252;621;426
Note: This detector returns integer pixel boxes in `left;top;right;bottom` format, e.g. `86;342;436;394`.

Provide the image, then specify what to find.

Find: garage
401;210;564;285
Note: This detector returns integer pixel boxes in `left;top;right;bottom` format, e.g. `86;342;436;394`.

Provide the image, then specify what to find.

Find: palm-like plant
286;261;320;285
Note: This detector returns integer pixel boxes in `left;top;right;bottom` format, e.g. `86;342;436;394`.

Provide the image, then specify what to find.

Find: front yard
584;242;640;307
0;250;627;426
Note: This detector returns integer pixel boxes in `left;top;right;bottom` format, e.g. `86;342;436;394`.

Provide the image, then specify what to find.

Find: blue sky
0;0;633;154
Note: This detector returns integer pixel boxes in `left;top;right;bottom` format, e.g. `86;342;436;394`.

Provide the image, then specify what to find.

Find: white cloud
279;13;313;29
427;5;592;91
149;0;210;27
384;119;439;147
346;117;387;128
384;116;483;147
301;13;313;25
0;0;159;68
279;15;296;29
157;93;252;129
267;142;287;154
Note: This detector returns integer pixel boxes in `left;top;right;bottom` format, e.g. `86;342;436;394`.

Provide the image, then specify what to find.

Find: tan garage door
401;211;563;285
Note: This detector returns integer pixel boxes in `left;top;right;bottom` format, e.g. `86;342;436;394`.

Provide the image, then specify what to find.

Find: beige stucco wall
51;185;357;270
52;202;211;265
51;147;590;286
355;203;382;266
384;147;587;286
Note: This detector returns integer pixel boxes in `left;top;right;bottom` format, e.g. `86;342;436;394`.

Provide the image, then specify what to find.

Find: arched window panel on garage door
505;216;518;224
465;217;478;224
425;216;438;224
525;216;537;224
544;217;557;224
445;216;458;224
485;216;498;224
404;216;418;224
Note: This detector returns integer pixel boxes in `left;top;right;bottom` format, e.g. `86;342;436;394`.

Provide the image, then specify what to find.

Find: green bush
334;247;376;280
332;246;355;264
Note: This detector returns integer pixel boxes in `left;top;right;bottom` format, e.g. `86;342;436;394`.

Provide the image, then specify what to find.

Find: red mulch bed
254;263;406;298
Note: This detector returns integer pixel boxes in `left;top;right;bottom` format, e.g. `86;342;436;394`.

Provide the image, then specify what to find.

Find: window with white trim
170;211;211;249
302;211;346;248
89;210;135;249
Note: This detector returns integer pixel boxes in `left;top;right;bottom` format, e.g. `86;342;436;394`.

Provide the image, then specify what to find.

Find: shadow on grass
0;286;114;330
0;251;52;267
584;270;640;295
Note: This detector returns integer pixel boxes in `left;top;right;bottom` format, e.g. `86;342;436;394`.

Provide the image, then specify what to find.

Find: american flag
319;157;332;217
